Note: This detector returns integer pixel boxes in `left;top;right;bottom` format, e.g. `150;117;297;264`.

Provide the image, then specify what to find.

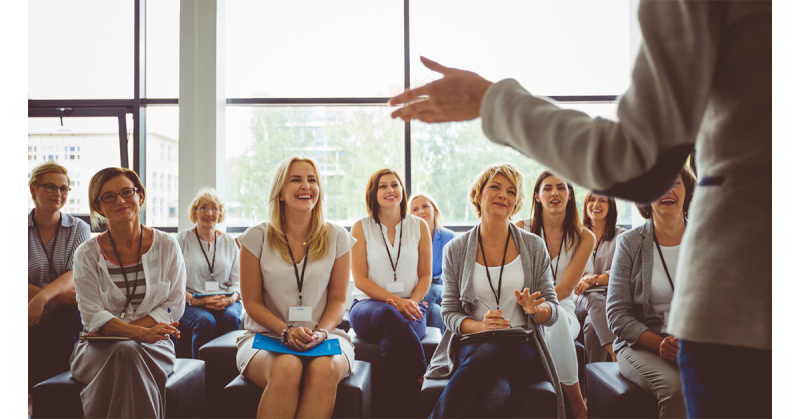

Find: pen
168;307;174;323
476;297;506;319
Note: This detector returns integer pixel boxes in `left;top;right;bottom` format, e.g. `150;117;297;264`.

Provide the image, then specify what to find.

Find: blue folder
252;333;342;357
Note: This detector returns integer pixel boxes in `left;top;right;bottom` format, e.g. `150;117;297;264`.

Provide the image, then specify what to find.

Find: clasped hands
483;288;548;331
284;326;328;352
574;274;600;295
193;294;236;311
659;336;680;361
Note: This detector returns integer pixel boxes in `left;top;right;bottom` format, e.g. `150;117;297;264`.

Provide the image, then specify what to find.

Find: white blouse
352;215;423;301
472;256;528;329
175;229;240;295
651;242;679;333
72;229;187;333
522;218;581;314
238;222;356;338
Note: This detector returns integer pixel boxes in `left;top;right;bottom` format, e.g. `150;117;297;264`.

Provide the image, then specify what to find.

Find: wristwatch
281;323;295;345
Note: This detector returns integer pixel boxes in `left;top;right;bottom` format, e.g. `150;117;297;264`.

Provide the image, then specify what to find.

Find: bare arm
409;219;433;304
317;251;351;332
239;246;288;334
554;228;595;301
29;271;75;305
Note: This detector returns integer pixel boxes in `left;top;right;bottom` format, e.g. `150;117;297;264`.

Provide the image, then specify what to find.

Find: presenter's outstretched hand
389;56;493;123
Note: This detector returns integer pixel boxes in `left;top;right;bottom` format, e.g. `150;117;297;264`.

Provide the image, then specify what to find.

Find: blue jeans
678;340;771;418
430;340;547;418
28;304;82;391
423;280;444;332
178;302;243;359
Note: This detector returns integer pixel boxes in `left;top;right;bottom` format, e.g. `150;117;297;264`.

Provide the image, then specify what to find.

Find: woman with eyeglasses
175;188;242;359
70;167;186;418
27;161;90;415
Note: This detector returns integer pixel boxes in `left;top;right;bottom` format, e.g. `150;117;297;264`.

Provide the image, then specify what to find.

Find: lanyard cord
541;227;565;282
379;218;404;281
107;223;143;316
592;231;605;267
31;210;62;281
285;234;310;305
477;224;512;310
194;227;217;280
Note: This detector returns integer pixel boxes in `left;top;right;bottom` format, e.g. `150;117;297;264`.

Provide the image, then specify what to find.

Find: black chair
197;329;247;418
586;362;658;418
223;360;372;418
420;376;558;418
31;358;205;419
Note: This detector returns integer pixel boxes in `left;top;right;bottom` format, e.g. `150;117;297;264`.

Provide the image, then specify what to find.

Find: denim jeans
430;340;548;418
178;301;243;359
28;304;82;391
678;340;771;418
423;280;444;332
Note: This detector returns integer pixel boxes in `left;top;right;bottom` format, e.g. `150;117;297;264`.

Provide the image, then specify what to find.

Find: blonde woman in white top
516;171;594;419
175;188;242;359
236;156;355;419
349;168;432;417
70;167;186;419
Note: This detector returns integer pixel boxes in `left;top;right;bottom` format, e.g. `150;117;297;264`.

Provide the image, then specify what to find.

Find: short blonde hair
468;163;525;218
188;188;226;224
88;167;146;229
29;161;70;188
409;192;443;232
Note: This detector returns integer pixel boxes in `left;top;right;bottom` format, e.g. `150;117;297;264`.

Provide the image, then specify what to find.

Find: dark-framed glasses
98;187;139;203
38;183;71;195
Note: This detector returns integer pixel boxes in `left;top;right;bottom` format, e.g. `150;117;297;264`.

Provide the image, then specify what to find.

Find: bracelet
188;296;195;307
317;328;329;341
281;323;294;345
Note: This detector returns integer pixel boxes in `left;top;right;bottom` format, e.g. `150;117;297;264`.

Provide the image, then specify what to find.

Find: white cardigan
73;228;187;333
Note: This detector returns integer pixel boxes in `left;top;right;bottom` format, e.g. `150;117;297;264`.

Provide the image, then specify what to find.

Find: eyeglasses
98;187;139;203
38;183;71;195
198;205;220;213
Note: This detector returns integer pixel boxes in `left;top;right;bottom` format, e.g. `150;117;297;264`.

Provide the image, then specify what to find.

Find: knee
108;341;145;362
269;356;304;389
480;378;511;411
304;358;340;389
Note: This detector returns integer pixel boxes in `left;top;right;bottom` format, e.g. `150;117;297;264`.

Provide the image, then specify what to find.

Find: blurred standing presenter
389;1;772;417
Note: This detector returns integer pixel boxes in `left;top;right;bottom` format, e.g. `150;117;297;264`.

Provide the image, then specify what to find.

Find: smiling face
652;176;686;221
31;172;69;213
279;161;320;214
194;199;221;230
95;174;144;225
479;173;518;222
535;175;571;217
410;196;435;229
376;174;404;211
585;194;609;224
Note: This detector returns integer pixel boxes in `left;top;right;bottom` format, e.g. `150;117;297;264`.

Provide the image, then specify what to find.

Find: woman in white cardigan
70;167;186;419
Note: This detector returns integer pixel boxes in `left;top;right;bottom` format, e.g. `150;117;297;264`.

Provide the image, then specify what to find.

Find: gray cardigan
607;219;669;353
425;223;565;419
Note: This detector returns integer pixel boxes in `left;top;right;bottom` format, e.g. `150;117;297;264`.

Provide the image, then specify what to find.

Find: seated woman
235;156;355;418
574;192;627;363
349;168;433;416
410;192;456;332
516;171;594;419
607;166;696;419
176;188;242;359
426;163;564;419
70;167;186;418
27;161;90;413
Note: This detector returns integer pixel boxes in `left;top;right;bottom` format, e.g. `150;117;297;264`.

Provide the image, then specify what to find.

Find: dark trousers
28;304;82;391
678;340;771;418
350;298;429;417
178;301;243;359
423;280;444;332
430;340;548;418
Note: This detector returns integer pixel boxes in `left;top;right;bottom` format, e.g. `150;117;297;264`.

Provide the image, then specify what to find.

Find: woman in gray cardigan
425;163;565;419
606;166;695;418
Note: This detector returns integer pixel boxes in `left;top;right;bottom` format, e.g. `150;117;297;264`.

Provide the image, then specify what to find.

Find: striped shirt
28;210;91;289
100;243;148;311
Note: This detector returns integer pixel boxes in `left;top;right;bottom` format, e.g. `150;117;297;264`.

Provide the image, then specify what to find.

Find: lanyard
541;227;565;282
379;219;404;281
592;233;605;267
652;220;687;291
107;224;143;318
477;224;512;310
31;210;62;281
285;234;310;305
194;227;217;280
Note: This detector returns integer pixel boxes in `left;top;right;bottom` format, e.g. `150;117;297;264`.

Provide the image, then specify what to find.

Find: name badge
385;281;404;294
205;281;220;291
289;306;313;322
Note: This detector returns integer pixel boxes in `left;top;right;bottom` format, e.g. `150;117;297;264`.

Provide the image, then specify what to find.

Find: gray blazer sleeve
606;233;648;347
441;241;470;337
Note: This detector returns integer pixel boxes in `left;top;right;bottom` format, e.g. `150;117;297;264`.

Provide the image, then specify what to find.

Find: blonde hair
409;192;443;232
29;161;70;188
468;163;525;218
267;156;330;263
188;188;227;224
88;167;146;229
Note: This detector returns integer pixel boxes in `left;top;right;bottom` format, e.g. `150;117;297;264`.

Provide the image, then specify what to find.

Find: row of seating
32;319;657;418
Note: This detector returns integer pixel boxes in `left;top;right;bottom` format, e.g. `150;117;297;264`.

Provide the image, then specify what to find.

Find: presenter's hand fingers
390;98;434;120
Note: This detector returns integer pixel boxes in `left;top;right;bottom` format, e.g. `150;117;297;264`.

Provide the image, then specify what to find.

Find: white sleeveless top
522;218;580;315
352;215;423;300
472;256;528;329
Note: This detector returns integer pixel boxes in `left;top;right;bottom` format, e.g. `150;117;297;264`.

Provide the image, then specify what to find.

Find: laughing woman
235;156;355;418
516;171;594;419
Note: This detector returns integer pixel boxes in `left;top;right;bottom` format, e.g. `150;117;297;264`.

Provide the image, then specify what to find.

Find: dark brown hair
636;165;697;219
530;171;582;250
365;168;407;224
582;192;618;242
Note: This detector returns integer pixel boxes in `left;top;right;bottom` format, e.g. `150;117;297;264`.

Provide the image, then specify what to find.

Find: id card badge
385;281;404;294
661;310;670;333
289;306;313;322
205;281;220;292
